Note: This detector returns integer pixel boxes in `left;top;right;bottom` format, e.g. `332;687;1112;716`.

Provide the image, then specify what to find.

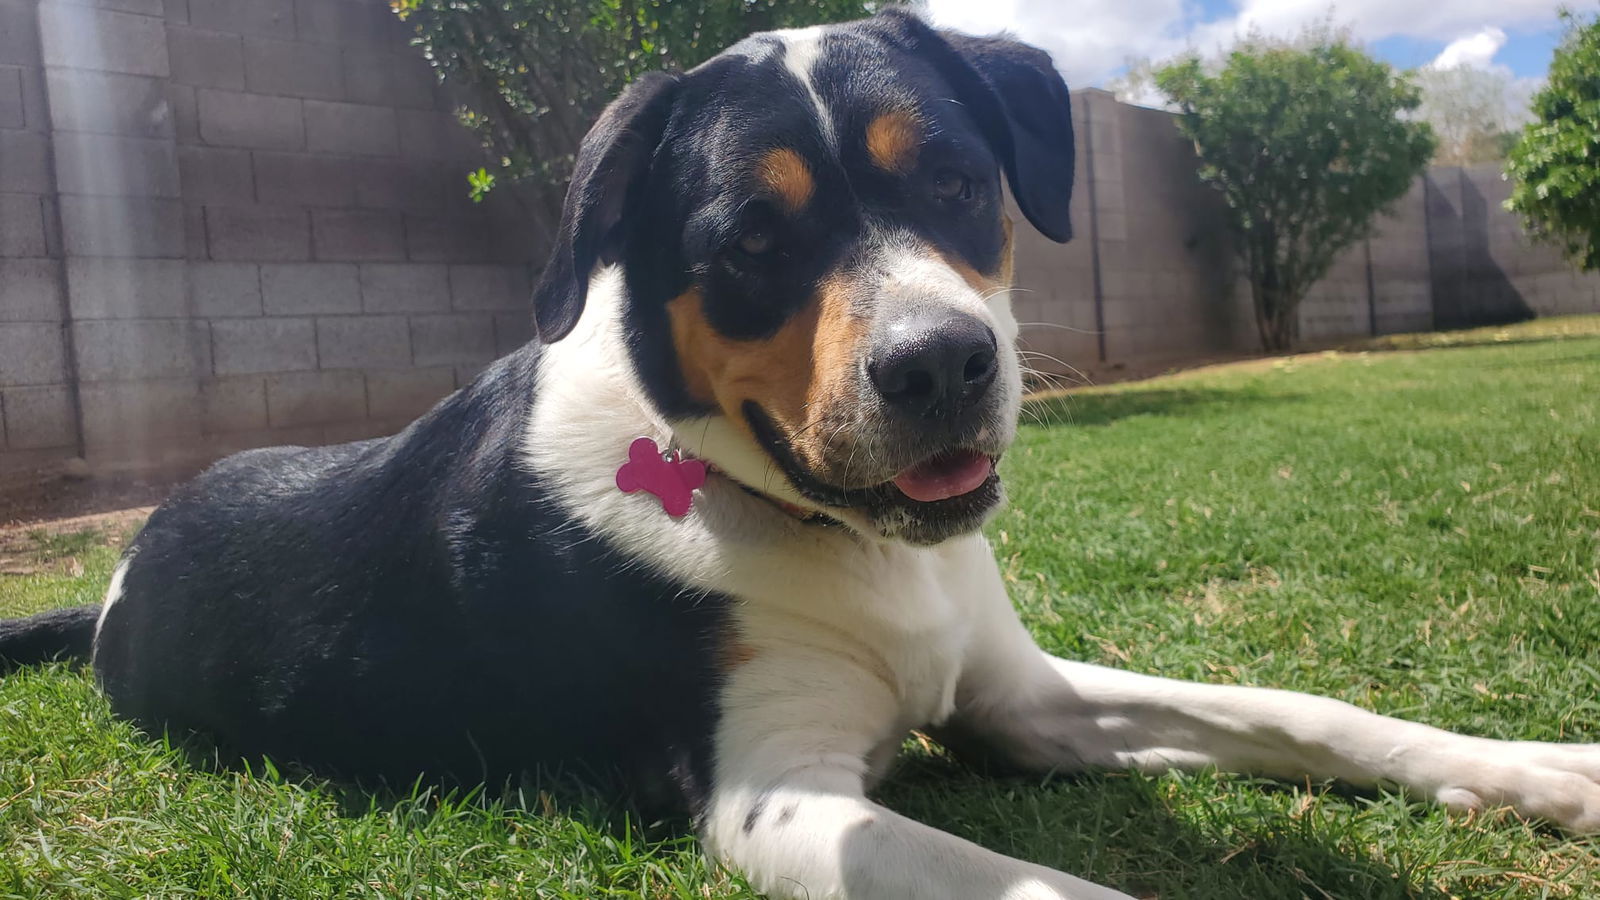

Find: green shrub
1155;27;1435;351
393;0;873;228
1506;10;1600;271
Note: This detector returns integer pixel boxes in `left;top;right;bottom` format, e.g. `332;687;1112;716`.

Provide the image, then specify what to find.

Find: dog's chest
727;538;980;742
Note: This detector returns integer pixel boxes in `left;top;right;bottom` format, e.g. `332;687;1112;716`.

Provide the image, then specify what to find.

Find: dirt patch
0;508;150;575
0;468;189;530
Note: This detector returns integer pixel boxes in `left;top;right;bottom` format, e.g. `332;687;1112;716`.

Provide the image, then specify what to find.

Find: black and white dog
4;11;1597;899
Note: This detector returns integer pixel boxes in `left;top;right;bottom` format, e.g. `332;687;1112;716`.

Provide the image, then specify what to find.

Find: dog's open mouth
741;401;1004;540
890;449;994;503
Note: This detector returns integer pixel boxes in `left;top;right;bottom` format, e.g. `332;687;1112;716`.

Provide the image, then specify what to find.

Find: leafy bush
1155;28;1435;351
1506;10;1600;271
393;0;872;227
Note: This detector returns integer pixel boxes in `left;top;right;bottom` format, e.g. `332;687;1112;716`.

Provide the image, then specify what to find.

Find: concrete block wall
0;0;76;477
6;31;1600;478
0;0;541;478
1013;93;1600;378
1429;164;1600;326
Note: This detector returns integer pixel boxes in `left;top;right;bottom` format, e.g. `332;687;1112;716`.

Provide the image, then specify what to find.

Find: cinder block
0;259;63;321
167;82;199;142
178;146;253;202
2;384;75;449
18;64;47;131
39;195;61;257
0;446;79;471
197;88;303;150
396;109;480;161
187;0;293;38
199;374;266;432
182;201;208;259
66;258;188;319
59;195;186;258
482;216;547;265
312;209;404;261
0;322;67;385
450;264;530;311
315;314;409;369
354;159;452;211
0;129;50;192
409;312;493;366
38;3;169;77
0;194;47;257
243;37;343;100
493;312;533;354
265;369;364;427
391;52;440;111
72;319;210;381
360;262;449;313
167;25;245;89
52;132;180;198
304;100;397;156
205;205;310;260
453;363;486;388
366;366;453;420
321;418;402;445
53;0;164;14
211;316;315;374
78;378;202;450
40;70;175;140
0;66;22;129
403;214;495;263
261;262;359;315
0;0;41;68
188;261;261;316
294;0;395;47
341;49;396;107
252;152;359;207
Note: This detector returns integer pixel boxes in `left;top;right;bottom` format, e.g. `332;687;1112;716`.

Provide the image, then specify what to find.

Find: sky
924;0;1576;103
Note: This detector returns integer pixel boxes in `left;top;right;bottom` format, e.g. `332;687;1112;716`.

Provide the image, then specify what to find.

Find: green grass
4;318;1599;898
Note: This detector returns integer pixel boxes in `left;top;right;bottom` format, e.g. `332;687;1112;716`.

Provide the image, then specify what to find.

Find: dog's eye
932;170;973;202
738;227;775;256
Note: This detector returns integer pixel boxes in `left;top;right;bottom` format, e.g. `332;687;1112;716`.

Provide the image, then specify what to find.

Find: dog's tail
0;606;99;672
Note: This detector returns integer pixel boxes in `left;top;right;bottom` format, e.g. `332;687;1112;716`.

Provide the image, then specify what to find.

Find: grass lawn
3;317;1598;898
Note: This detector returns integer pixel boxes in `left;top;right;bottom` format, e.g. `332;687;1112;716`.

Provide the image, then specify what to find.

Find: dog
3;10;1597;899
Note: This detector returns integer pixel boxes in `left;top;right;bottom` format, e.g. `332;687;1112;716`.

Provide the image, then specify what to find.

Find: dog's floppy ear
532;71;681;342
882;11;1076;243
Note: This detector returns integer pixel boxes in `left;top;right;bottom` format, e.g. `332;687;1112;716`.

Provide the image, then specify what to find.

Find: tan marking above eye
866;110;923;174
758;148;815;212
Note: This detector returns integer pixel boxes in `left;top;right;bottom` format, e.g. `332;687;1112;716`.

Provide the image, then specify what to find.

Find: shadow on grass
877;754;1453;900
1024;387;1302;430
10;664;1455;900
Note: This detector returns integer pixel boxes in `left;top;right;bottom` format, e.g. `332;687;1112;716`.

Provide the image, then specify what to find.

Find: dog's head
533;10;1074;545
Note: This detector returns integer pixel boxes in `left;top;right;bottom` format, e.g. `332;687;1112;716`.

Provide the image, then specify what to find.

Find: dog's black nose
869;311;998;418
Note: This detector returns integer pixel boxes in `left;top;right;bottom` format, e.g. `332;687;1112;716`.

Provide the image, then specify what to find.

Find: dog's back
84;346;728;800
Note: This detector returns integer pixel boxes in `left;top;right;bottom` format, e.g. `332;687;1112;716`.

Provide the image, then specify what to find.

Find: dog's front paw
1430;739;1600;832
1003;874;1139;900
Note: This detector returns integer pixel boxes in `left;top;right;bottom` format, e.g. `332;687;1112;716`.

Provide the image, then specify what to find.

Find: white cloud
1428;27;1509;69
924;0;1565;88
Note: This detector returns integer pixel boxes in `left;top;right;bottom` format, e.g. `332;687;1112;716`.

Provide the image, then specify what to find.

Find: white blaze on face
869;238;1023;433
771;25;839;152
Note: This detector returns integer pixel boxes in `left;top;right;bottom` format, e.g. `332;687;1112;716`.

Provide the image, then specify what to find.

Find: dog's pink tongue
892;451;993;503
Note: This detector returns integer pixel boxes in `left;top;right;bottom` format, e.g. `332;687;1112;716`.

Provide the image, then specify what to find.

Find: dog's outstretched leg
702;647;1137;900
942;566;1600;833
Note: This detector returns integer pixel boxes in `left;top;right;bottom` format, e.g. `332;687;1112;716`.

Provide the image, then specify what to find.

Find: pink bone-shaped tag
615;437;707;518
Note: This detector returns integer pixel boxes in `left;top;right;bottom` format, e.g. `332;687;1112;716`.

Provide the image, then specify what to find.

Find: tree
1506;10;1600;271
1155;28;1436;351
393;0;873;231
1413;64;1520;164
